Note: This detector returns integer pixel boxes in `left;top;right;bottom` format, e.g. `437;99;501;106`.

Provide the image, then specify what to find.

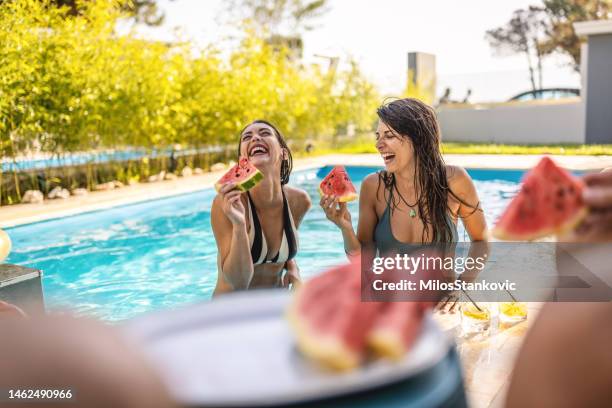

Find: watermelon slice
287;259;383;371
367;302;423;361
214;157;263;193
492;157;588;241
287;256;429;371
319;166;358;203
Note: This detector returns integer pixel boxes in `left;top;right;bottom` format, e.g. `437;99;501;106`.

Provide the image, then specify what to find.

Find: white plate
123;290;451;407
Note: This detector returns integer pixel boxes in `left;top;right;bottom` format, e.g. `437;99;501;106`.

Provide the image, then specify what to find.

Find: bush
0;0;380;204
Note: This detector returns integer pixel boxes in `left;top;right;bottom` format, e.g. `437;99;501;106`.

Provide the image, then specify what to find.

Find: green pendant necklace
394;186;418;218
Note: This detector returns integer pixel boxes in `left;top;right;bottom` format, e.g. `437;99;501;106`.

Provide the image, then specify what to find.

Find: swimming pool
6;166;522;321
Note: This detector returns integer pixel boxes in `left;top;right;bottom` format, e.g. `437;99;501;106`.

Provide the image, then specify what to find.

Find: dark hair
376;98;478;243
237;120;293;185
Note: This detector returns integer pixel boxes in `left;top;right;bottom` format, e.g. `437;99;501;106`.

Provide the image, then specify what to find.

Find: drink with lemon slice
460;302;491;334
499;301;528;324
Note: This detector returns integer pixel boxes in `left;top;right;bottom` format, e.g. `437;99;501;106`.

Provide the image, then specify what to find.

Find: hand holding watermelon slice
558;168;612;242
492;157;588;241
214;157;263;227
319;166;357;231
214;157;263;193
319;166;358;202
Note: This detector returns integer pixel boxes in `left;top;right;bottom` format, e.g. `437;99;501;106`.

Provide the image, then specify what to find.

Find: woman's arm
437;167;490;312
210;184;254;290
282;259;302;289
355;174;381;254
448;166;488;241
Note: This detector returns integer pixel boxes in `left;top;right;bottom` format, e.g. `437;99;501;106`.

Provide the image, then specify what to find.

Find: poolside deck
1;153;611;228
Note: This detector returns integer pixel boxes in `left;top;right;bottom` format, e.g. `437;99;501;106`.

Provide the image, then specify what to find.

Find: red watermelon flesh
367;302;424;361
287;259;384;371
214;157;263;193
319;166;358;203
492;157;587;241
287;256;430;371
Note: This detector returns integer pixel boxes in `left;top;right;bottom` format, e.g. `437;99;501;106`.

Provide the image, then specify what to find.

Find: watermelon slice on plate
287;257;428;371
492;156;588;241
287;260;382;371
319;166;358;203
214;157;263;193
367;302;423;361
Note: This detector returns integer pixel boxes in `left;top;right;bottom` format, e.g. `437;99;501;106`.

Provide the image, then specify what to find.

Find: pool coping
1;153;611;228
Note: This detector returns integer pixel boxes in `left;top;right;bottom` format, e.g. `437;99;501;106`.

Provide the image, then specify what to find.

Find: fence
437;99;585;144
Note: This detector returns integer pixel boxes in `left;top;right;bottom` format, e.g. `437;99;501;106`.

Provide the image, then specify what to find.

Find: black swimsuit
246;189;298;265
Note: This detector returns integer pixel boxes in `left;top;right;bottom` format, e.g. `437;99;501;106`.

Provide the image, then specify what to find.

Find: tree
222;0;329;37
540;0;611;72
0;0;173;26
486;6;548;92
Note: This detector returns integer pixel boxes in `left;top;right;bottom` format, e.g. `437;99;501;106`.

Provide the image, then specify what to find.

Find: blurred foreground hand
0;314;177;408
0;300;26;318
561;169;612;242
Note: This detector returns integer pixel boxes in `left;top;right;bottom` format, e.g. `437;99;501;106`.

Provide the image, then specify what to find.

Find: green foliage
222;0;329;37
403;70;435;105
487;1;611;77
540;0;611;72
485;7;547;91
0;0;379;204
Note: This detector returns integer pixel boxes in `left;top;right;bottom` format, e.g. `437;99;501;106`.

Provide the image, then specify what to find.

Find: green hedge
0;0;380;204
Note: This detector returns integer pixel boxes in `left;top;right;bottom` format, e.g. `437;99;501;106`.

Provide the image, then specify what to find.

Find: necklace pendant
409;209;417;218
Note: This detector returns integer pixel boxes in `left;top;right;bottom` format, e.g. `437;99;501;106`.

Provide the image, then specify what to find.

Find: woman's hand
561;170;612;242
281;260;302;290
320;195;352;230
218;183;246;227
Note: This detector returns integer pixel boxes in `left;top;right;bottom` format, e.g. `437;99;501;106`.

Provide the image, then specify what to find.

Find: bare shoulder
211;194;223;217
361;172;381;197
446;165;470;183
284;185;312;218
446;165;473;191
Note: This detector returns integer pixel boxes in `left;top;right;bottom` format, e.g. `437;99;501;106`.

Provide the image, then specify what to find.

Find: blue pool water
6;166;522;321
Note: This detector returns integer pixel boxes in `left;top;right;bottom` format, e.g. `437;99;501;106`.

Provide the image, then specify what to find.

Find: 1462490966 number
4;389;74;401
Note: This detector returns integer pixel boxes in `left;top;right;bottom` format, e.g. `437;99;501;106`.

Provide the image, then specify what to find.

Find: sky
132;0;581;102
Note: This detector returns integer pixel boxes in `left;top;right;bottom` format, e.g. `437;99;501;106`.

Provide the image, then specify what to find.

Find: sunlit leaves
0;0;379;160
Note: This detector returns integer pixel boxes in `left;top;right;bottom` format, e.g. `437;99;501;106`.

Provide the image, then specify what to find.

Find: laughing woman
320;98;487;255
211;120;311;295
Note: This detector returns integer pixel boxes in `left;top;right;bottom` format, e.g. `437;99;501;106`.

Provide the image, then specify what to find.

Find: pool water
6;166;522;321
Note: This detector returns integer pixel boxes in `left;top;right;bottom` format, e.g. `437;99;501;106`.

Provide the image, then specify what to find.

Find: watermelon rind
492;157;588;241
214;164;263;193
367;328;408;361
318;166;358;203
317;187;358;203
286;291;361;372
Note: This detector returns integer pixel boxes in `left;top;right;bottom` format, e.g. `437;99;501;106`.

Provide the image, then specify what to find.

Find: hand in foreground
319;195;352;230
218;183;246;226
562;170;612;242
0;300;27;318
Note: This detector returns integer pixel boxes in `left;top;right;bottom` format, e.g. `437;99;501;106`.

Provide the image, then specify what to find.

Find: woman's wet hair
237;120;293;185
376;98;480;243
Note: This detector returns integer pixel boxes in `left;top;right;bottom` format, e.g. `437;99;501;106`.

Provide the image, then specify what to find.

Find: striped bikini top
246;190;298;265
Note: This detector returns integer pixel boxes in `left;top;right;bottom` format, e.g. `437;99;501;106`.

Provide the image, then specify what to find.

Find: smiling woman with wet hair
320;98;488;255
211;120;311;295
